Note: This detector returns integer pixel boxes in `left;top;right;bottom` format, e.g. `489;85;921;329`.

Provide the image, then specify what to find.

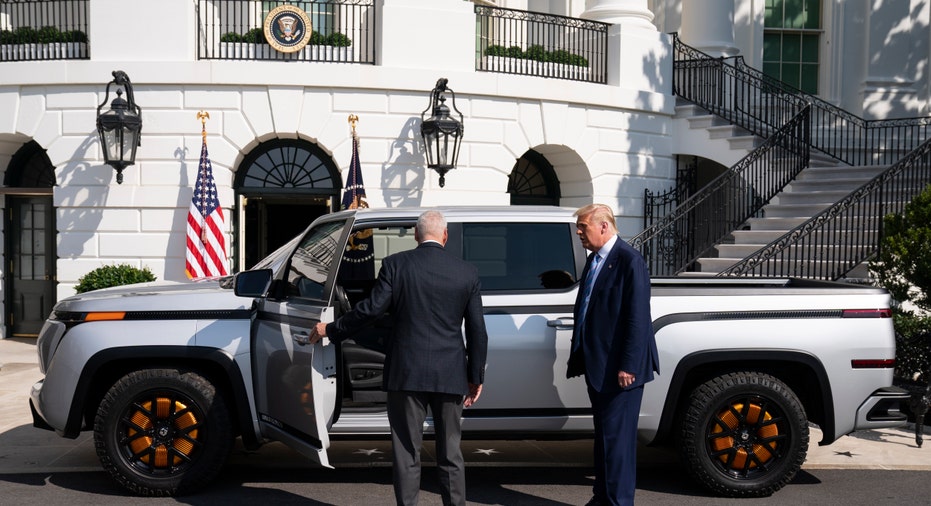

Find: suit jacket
327;241;488;396
567;236;659;393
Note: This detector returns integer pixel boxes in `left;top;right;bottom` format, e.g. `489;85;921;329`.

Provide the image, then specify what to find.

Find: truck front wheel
93;369;233;496
678;371;809;497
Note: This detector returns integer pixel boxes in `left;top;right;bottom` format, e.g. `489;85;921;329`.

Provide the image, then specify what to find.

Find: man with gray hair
313;209;488;506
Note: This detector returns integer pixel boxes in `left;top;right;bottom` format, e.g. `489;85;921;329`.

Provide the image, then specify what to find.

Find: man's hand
618;370;635;388
309;322;328;345
464;383;483;408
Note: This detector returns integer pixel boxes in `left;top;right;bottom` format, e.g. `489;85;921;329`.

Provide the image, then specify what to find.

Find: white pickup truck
29;206;908;498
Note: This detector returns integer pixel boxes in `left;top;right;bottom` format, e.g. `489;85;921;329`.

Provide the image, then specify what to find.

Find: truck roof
341;205;579;223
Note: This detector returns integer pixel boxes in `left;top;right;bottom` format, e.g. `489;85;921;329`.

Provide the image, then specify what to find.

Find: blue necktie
578;253;602;329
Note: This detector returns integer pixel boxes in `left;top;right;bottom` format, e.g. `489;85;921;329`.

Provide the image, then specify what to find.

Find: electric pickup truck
29;206;908;497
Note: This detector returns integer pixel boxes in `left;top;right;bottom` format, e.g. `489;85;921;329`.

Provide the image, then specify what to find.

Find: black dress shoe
583;497;603;506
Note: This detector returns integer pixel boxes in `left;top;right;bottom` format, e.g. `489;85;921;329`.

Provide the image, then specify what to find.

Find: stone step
775;190;856;205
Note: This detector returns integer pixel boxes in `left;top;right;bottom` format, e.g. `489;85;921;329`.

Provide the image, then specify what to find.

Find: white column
680;0;738;58
581;0;655;30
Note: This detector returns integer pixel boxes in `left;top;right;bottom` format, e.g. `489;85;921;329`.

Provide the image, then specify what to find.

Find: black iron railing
0;0;89;61
197;0;375;64
475;5;608;84
718;139;931;279
643;155;697;229
673;34;931;166
631;106;811;276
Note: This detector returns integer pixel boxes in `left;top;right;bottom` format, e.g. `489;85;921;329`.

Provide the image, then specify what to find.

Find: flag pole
196;111;210;244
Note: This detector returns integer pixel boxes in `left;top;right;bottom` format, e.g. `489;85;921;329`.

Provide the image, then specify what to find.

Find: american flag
185;133;228;278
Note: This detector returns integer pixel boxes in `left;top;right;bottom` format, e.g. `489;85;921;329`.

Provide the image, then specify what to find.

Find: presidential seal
263;5;312;53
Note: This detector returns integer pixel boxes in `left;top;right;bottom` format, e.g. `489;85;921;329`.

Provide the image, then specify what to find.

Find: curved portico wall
0;0;676;305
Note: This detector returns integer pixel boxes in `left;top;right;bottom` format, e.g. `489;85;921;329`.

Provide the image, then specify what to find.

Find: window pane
800;64;819;94
764;0;784;28
782;35;801;62
781;62;801;89
763;62;781;80
802;34;819;63
462;223;576;291
763;33;782;61
785;0;806;29
805;0;821;29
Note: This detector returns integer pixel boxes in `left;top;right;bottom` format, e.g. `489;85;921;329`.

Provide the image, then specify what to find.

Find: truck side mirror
234;269;273;297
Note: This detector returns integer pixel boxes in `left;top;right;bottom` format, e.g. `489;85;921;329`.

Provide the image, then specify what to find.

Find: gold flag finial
197;110;210;141
348;114;359;134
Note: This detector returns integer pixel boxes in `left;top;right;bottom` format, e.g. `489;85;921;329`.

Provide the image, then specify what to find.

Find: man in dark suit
567;204;660;506
311;210;488;506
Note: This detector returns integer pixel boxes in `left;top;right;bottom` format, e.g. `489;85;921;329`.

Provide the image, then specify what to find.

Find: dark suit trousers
387;390;465;506
588;384;644;506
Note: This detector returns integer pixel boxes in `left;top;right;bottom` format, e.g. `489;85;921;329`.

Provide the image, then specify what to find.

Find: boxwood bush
75;264;157;294
870;184;931;381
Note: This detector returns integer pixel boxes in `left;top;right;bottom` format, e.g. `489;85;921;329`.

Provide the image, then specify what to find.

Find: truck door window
337;225;416;305
462;223;577;291
285;220;348;299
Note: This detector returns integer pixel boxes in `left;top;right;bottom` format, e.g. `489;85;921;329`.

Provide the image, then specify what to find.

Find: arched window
235;138;340;194
4;140;55;187
507;150;560;206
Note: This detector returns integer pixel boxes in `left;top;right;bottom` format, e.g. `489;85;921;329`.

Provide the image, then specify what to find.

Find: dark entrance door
7;196;56;337
243;197;330;269
234;138;342;270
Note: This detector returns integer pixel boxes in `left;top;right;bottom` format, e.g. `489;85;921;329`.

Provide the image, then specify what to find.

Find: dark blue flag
341;131;375;281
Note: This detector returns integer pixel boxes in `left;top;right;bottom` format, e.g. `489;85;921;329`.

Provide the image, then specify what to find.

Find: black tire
93;369;233;496
678;371;809;497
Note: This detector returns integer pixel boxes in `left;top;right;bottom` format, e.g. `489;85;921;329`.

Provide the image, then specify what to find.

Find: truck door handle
547;318;574;329
292;332;311;346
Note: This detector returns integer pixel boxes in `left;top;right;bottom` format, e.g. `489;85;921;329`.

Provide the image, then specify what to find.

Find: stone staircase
694;162;887;278
673;102;887;280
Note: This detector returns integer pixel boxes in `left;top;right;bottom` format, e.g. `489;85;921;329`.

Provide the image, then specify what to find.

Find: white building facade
0;0;928;338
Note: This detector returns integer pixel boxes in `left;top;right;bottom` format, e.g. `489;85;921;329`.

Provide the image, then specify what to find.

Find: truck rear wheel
678;371;808;497
93;369;233;496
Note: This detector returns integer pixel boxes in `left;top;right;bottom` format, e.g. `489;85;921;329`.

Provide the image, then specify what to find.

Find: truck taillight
842;309;892;318
852;359;896;369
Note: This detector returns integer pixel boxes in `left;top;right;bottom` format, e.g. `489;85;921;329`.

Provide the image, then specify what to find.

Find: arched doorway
3;140;56;338
507;150;560;205
234;138;342;270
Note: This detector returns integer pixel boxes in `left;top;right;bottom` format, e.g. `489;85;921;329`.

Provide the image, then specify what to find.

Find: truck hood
54;277;255;313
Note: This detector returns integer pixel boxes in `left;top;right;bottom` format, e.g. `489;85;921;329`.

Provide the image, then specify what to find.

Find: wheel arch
655;350;835;445
64;346;260;449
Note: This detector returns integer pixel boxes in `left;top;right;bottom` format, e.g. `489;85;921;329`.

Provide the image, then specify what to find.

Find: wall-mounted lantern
96;70;142;184
419;78;463;188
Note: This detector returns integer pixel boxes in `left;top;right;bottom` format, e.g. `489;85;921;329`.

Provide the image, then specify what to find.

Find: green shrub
484;44;588;67
0;30;14;44
309;30;327;45
871;183;931;314
37;26;61;44
62;30;87;43
524;45;549;62
326;32;351;47
892;311;931;380
506;45;523;58
871;184;931;380
242;28;266;44
13;26;37;44
220;32;242;43
484;45;508;57
75;264;157;294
